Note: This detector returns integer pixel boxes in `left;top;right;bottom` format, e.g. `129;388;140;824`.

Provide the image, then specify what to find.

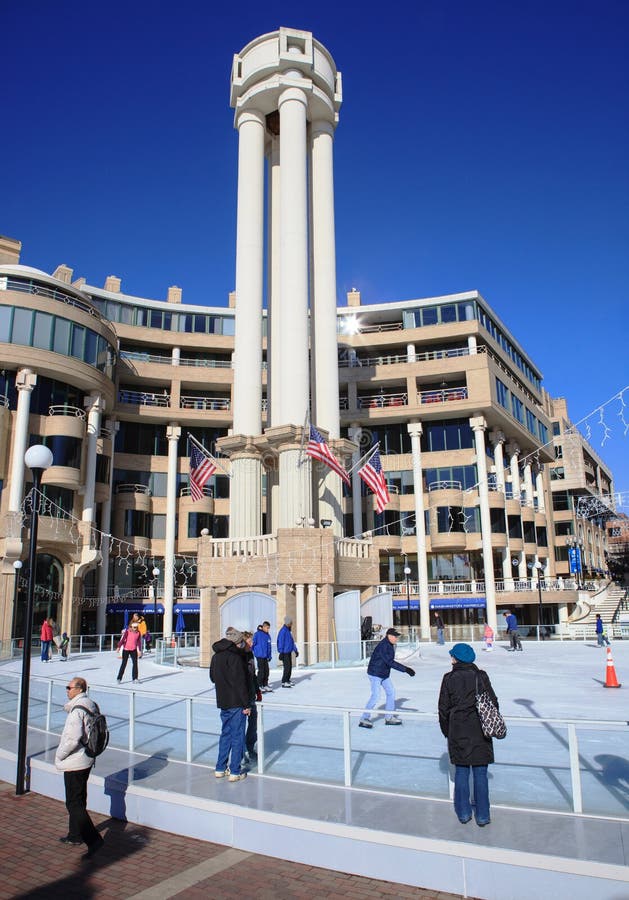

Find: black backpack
75;703;110;758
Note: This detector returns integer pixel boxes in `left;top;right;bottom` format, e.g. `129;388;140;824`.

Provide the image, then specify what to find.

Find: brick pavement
0;781;467;899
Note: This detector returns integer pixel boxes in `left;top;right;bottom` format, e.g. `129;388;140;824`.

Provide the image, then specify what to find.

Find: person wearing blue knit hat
438;642;500;827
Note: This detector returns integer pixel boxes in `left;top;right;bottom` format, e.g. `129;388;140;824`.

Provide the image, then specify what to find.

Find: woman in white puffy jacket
54;678;103;852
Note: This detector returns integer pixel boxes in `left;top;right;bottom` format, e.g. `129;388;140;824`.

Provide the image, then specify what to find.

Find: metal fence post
257;704;265;774
567;724;583;814
343;710;352;787
46;680;53;732
186;697;193;762
129;692;135;753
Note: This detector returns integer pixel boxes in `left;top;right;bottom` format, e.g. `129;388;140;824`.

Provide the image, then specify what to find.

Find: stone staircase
570;586;625;625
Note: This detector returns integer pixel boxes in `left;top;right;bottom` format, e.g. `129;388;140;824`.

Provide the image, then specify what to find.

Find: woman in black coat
438;642;499;826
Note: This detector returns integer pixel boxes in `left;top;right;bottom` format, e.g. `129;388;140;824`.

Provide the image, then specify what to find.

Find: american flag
189;443;216;501
306;425;351;486
358;447;390;513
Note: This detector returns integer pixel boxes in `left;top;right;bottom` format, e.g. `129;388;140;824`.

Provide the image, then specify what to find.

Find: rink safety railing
0;665;627;819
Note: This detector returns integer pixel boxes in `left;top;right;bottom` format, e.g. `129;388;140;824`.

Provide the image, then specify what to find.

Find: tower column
268;135;281;427
8;369;37;513
535;465;546;512
97;419;118;634
163;424;181;639
82;393;104;523
233;109;265;435
523;461;534;508
278;86;309;425
490;430;506;494
471;416;497;631
507;443;521;500
229;443;263;538
407;422;430;639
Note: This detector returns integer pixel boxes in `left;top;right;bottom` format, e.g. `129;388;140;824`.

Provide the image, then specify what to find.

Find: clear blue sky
4;1;628;496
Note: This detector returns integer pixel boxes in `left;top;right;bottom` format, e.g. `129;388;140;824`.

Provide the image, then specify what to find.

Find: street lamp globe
25;445;53;471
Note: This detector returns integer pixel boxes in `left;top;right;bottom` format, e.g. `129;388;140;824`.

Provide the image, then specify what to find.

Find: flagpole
345;441;380;478
186;432;233;479
297;410;310;467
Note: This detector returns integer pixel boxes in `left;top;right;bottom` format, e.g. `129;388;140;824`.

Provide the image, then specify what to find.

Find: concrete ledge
1;741;628;900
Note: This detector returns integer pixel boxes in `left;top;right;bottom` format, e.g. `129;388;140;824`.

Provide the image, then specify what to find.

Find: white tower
226;28;346;536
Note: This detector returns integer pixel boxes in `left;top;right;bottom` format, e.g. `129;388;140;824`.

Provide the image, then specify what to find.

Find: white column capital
16;369;36;392
166;424;181;442
84;392;104;414
469;415;487;432
278;86;308;109
235;109;266;130
407;421;423;438
506;442;520;457
311;119;335;139
489;429;506;445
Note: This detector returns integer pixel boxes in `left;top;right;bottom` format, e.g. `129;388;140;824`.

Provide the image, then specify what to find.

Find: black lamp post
16;444;53;795
10;560;22;648
152;566;160;637
534;561;545;640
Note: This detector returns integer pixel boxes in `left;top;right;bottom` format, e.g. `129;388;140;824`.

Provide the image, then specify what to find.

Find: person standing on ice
359;628;415;728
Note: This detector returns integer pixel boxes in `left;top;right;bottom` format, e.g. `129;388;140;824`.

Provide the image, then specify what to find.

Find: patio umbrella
175;609;185;634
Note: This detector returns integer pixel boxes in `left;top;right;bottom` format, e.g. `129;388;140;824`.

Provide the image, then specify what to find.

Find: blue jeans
437;628;445;645
216;707;247;775
454;765;490;824
361;674;395;720
41;640;51;662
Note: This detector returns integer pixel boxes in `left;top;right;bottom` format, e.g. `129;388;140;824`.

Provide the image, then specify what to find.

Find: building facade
0;28;615;655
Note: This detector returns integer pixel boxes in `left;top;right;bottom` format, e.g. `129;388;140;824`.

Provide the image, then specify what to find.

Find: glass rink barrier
0;671;627;820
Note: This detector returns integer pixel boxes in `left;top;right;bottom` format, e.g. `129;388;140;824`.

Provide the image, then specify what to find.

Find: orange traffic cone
604;647;621;688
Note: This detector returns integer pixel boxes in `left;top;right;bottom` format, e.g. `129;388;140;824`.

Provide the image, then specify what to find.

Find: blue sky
4;1;628;495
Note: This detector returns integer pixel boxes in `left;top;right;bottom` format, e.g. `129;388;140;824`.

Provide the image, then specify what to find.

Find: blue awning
173;604;200;613
430;598;486;610
106;603;165;614
392;599;420;610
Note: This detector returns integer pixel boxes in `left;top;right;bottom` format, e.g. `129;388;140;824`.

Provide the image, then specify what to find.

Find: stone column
307;583;318;664
407;344;416;363
407;422;430;639
507;443;521;500
97;419;117;634
229;442;263;538
310;120;339;438
490;430;506;494
8;369;37;512
467;335;477;354
82;393;104;523
349;425;363;538
233;109;265;436
163;425;181;639
268;135;281;427
278;86;309;425
535;466;546;512
471;416;497;631
295;584;306;669
523;461;534;507
502;548;515;591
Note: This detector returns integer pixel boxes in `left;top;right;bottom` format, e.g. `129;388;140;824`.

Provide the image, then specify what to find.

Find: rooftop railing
1;276;106;323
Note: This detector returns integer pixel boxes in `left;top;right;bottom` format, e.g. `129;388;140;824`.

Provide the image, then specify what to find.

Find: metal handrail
180;485;214;498
0;394;9;408
1;276;106;323
114;483;151;495
48;404;86;419
419;387;468;404
118;390;170;407
180;395;231;411
358;392;407;409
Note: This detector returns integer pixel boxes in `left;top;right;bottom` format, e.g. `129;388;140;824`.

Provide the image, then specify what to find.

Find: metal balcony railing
418;387;468;404
118;389;170;407
180;485;214;498
180;396;231;411
358;392;407;409
114;483;151;496
48;404;86;419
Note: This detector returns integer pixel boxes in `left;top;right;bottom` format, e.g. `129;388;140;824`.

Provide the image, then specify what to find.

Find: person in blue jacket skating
359;628;415;728
277;617;298;688
252;621;273;691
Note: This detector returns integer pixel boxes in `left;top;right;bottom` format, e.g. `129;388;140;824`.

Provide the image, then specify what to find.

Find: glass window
150;310;163;329
458;301;476;321
135;308;149;327
490;508;506;533
105;301;120;322
440;305;457;323
422;306;438;326
188;512;212;538
32;312;52;350
552;422;561;436
194;315;207;334
84;329;98;365
43;435;82;468
536;526;548;546
70;324;85;359
511;395;524;423
0;305;11;341
508;515;522;539
95;454;110;484
222;317;235;336
53;318;71;355
538;423;548;445
526;409;537;434
523;520;536;543
179;314;193;333
149;472;168;496
119;305;133;325
11;307;33;344
496;378;509;409
151;515;167;539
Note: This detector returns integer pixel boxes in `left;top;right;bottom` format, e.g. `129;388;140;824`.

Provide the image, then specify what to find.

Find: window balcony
180;395;231;411
48;404;86;419
118;389;170;407
418;387;468;404
358;392;407;409
180;485;214;499
115;484;152;496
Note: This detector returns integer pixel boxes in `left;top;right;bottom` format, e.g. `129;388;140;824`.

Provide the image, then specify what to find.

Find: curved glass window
0;305;115;374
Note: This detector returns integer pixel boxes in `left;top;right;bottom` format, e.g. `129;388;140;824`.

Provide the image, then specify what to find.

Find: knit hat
284;616;292;625
449;642;476;663
225;627;244;644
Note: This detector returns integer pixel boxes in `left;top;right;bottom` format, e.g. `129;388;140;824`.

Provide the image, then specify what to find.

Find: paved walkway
0;781;465;900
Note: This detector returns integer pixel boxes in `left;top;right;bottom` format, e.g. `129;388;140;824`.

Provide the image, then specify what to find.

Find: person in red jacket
40;618;54;662
116;621;143;683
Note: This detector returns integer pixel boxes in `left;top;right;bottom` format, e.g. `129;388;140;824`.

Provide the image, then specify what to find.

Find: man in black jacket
209;627;250;782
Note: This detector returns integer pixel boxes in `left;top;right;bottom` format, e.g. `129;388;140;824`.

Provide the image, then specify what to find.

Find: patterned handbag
475;676;507;739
